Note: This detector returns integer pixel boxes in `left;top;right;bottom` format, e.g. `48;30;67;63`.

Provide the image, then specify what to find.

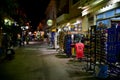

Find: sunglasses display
85;24;120;77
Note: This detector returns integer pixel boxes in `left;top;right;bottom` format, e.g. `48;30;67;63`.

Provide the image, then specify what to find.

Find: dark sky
18;0;50;28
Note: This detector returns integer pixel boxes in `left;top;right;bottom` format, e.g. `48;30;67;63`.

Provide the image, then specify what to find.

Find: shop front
94;2;120;78
96;2;120;28
57;17;86;59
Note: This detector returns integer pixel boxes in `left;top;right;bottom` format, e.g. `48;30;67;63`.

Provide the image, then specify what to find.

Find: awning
82;0;108;16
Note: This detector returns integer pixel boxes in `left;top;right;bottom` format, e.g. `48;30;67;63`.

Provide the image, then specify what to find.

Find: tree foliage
0;0;27;34
0;0;27;25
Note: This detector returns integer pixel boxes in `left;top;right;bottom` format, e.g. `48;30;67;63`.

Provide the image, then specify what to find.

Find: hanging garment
75;43;84;59
65;35;72;57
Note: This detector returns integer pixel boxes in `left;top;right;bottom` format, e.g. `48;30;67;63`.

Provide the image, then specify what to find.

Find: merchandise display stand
86;22;120;78
86;25;108;77
95;25;108;78
54;32;59;49
58;31;65;54
96;25;107;64
86;25;96;73
107;21;120;77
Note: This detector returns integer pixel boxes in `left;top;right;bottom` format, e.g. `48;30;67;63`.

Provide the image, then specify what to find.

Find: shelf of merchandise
86;25;96;73
106;23;120;77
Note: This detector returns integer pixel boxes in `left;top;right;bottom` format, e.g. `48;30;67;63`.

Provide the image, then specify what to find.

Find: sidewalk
27;41;99;80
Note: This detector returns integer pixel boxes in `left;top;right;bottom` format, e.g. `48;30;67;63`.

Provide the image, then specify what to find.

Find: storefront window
105;10;115;18
97;8;120;28
97;14;104;19
97;19;110;28
116;8;120;14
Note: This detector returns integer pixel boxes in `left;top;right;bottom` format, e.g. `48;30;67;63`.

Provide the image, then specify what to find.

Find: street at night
0;0;120;80
0;41;98;80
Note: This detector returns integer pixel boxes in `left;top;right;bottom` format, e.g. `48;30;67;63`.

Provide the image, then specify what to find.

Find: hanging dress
75;43;84;59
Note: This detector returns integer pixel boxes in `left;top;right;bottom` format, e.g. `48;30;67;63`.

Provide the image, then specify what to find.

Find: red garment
75;43;84;59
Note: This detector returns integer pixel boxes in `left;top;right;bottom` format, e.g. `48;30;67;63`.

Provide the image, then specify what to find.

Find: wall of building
56;0;69;17
68;0;82;20
44;0;56;30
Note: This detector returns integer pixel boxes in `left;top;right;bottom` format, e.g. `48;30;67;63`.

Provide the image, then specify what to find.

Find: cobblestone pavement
0;41;98;80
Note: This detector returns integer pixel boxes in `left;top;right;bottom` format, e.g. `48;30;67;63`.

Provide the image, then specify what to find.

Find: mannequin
75;40;84;61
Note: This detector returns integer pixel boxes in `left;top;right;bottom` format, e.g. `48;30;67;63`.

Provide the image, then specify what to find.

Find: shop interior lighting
92;0;104;6
78;0;104;9
4;18;13;26
66;23;70;26
72;20;81;25
26;26;29;29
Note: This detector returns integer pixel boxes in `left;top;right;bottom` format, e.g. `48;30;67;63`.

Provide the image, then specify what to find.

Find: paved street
0;41;97;80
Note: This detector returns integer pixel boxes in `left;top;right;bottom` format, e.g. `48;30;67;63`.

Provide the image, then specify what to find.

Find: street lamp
47;19;53;27
25;26;29;30
4;18;14;26
21;26;25;30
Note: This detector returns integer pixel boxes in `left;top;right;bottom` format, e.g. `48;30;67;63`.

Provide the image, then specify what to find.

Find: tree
0;0;27;26
0;0;28;33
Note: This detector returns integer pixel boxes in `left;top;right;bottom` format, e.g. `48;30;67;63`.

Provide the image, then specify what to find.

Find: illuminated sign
47;19;53;26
